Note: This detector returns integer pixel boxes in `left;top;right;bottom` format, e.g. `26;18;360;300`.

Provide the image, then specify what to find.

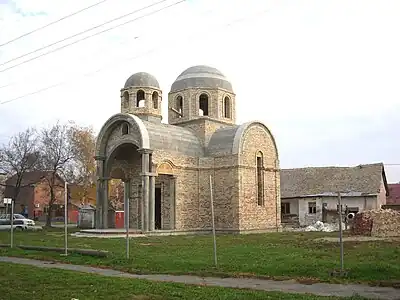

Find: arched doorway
155;161;176;230
95;114;158;231
106;143;141;230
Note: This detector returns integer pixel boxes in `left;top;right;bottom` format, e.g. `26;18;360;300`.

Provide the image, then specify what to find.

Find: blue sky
0;0;399;182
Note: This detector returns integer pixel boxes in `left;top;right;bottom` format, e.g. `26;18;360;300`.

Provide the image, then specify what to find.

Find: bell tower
167;65;236;146
168;65;236;125
120;72;162;123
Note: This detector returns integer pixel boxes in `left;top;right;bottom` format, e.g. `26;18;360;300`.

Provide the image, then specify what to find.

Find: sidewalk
1;256;399;300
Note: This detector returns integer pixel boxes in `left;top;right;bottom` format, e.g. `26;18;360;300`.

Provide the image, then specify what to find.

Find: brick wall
239;123;280;231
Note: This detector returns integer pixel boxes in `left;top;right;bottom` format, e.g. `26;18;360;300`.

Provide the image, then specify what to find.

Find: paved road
1;257;399;299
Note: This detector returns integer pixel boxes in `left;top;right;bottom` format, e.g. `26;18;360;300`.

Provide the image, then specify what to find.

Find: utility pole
63;181;68;256
3;198;13;248
337;192;344;273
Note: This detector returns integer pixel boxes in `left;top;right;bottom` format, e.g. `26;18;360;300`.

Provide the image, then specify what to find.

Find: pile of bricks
351;213;373;236
351;209;400;237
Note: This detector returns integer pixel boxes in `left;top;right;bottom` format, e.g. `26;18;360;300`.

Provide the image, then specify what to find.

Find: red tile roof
387;183;400;205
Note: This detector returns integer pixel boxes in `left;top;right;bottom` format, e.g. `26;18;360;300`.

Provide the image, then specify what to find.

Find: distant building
4;171;77;222
280;163;388;226
0;172;6;214
387;183;400;205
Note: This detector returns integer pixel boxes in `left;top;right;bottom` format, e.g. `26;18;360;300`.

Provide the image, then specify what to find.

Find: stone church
95;65;281;233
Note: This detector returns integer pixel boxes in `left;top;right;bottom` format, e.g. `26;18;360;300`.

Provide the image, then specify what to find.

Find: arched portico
95;113;156;231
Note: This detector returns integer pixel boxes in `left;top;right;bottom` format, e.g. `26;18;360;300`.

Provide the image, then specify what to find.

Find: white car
0;214;36;231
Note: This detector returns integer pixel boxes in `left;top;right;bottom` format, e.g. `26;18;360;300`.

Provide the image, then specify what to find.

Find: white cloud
0;0;400;182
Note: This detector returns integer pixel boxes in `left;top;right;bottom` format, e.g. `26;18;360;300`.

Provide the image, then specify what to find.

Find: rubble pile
305;221;345;232
351;209;400;237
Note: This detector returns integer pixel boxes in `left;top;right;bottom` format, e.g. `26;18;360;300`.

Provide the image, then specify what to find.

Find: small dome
124;72;160;89
170;65;233;93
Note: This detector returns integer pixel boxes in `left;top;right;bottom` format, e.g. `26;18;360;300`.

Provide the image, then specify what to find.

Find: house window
256;151;264;206
281;202;290;214
308;202;317;214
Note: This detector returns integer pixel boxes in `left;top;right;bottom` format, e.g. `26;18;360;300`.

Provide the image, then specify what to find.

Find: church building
95;65;281;233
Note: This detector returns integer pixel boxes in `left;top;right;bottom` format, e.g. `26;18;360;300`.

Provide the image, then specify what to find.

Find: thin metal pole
125;181;130;259
337;192;344;272
64;181;68;256
126;198;130;259
209;175;218;267
10;199;14;248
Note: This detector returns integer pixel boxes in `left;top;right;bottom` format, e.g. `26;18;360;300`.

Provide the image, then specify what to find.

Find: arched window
199;93;209;116
121;123;129;135
224;96;231;118
176;95;183;118
136;90;145;107
152;91;158;109
256;151;264;206
123;91;129;108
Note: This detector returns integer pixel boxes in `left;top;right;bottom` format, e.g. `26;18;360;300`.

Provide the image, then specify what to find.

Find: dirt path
1;256;399;299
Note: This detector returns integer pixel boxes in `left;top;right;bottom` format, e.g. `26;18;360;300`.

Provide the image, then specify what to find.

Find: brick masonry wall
121;87;163;119
377;177;387;208
239;124;280;231
179;118;233;147
168;88;236;125
100;110;280;232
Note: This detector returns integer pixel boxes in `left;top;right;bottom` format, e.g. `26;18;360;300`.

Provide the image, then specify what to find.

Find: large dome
170;65;233;93
124;72;160;89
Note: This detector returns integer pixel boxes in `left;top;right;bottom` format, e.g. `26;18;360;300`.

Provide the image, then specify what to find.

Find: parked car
0;214;36;231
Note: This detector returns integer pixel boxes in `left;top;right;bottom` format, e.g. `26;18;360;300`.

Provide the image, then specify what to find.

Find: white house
280;163;389;226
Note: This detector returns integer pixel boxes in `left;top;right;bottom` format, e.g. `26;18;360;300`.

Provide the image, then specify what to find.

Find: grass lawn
0;229;399;287
0;262;368;300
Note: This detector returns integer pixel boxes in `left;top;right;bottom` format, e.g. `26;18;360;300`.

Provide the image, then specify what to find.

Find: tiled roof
280;163;387;199
387;183;400;205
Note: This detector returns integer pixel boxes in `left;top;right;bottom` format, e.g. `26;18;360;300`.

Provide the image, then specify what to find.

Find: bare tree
39;122;75;227
0;128;40;214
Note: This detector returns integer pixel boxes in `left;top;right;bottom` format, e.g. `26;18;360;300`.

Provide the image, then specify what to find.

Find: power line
0;83;15;89
0;7;215;92
0;8;270;106
0;0;179;72
0;0;109;48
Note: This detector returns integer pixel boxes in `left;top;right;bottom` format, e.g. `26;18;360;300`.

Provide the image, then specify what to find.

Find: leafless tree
0;128;40;218
39;121;75;227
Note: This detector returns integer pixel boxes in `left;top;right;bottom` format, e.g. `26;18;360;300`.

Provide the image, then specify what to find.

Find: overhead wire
0;6;215;92
0;0;180;72
0;8;270;106
0;0;109;48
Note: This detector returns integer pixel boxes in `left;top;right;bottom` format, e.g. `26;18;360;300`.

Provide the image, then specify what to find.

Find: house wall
13;186;34;218
377;177;387;208
33;178;65;220
281;199;299;225
288;195;379;226
0;174;6;204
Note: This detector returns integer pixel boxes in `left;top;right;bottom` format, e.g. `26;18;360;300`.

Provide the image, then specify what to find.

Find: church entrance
155;187;162;229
